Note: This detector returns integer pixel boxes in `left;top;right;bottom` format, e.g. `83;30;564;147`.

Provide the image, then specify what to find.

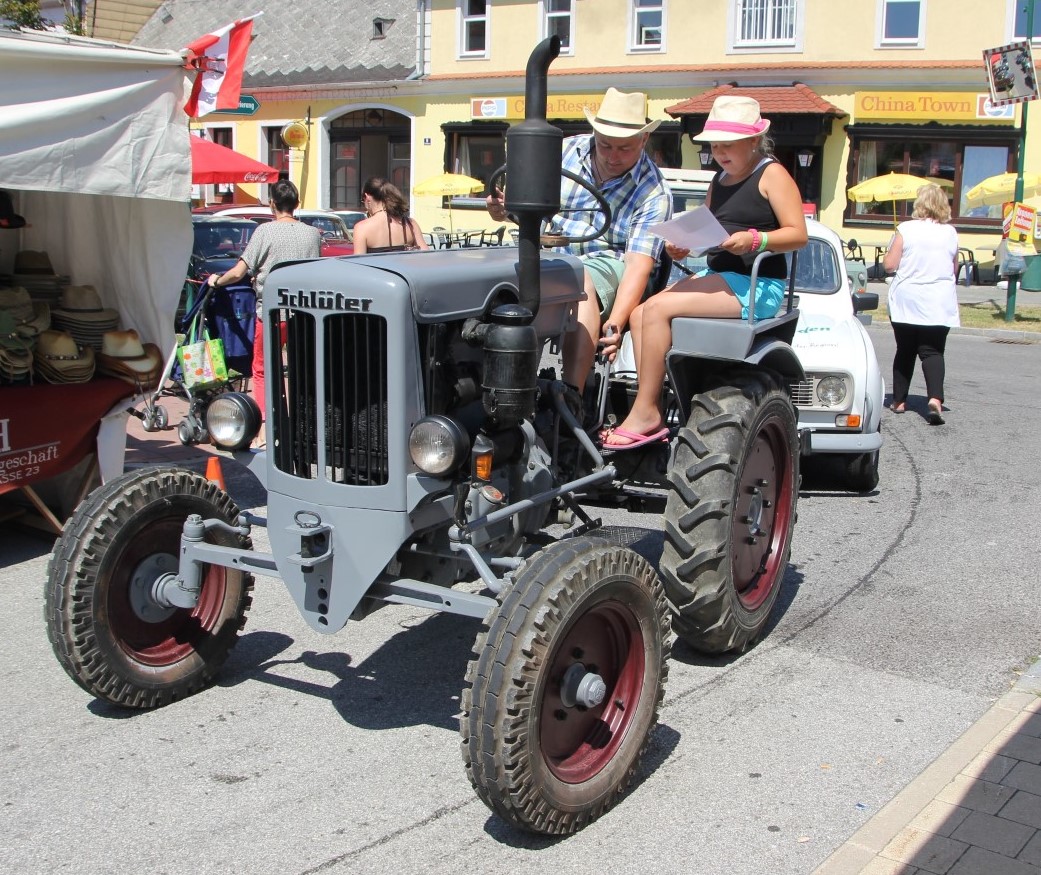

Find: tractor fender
666;338;803;424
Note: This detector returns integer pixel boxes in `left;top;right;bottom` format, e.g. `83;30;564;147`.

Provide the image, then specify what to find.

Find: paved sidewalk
814;638;1041;875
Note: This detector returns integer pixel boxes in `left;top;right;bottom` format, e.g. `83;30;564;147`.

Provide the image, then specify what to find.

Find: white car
788;220;885;492
660;170;884;491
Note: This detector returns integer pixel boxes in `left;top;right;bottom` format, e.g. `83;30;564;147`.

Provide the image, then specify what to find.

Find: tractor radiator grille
273;310;389;485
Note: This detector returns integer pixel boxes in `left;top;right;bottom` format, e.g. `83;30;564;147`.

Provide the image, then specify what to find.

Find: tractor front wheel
461;538;669;835
45;467;253;708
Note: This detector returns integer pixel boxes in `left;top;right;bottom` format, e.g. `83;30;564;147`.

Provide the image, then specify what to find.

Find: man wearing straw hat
487;87;672;397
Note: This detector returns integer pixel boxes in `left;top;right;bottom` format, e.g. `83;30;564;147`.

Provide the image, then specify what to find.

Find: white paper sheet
649;207;729;254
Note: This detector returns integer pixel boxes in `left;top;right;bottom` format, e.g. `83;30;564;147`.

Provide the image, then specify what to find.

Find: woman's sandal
927;400;945;425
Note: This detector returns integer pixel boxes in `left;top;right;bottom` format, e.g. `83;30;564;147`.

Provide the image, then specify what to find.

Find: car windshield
192;221;258;260
786;238;843;295
300;215;347;238
671;191;707;213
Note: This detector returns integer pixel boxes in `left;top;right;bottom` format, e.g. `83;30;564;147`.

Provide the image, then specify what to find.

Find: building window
877;0;925;48
541;0;574;54
442;122;507;209
846;129;1015;228
262;126;290;201
1011;0;1041;41
630;0;665;51
729;0;802;51
372;17;393;39
459;0;489;57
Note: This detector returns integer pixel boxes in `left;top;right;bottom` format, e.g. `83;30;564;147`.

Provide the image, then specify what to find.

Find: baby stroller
141;276;256;445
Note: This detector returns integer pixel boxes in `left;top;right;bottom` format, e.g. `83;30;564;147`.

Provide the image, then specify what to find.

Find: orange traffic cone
205;455;227;491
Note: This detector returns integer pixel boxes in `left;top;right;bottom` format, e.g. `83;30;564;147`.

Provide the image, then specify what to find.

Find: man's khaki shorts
581;254;626;319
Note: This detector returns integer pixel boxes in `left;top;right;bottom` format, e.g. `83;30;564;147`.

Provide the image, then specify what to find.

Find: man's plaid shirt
552;134;672;261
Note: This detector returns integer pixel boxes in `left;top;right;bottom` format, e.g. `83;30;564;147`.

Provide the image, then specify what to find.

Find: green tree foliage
0;0;83;33
0;1;47;30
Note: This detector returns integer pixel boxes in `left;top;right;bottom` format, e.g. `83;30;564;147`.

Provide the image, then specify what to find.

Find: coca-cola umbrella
189;136;280;185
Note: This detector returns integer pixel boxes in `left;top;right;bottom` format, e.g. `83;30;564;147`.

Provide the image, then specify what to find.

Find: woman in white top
882;184;960;425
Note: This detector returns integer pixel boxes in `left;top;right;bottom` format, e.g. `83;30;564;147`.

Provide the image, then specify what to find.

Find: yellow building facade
192;0;1039;256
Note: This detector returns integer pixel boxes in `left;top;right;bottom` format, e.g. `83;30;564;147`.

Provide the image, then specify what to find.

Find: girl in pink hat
603;95;807;450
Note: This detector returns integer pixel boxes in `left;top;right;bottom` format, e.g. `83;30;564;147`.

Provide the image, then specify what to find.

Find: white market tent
0;28;193;352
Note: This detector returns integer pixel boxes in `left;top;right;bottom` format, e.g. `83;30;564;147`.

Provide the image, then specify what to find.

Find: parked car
788;221;885;492
195;206;354;256
189;216;259;278
333;210;366;240
650;169;886;492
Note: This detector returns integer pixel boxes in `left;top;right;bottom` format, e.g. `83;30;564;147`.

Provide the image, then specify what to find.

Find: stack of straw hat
0;285;51;339
51;285;120;351
34;329;95;384
96;329;163;391
8;250;69;307
0;310;35;384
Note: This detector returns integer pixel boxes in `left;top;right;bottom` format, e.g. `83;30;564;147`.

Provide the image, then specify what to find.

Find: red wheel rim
107;516;228;665
538;598;645;783
730;413;793;611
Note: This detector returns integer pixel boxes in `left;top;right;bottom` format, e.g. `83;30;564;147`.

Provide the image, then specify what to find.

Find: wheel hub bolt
560;662;607;709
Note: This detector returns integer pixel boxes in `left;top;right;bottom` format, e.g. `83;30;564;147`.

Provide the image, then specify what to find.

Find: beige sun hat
51;285;120;324
34;329;95;384
97;329;163;388
583;87;661;139
692;95;771;143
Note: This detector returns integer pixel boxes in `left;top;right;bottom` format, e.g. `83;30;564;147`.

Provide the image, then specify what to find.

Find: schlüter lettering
275;289;374;312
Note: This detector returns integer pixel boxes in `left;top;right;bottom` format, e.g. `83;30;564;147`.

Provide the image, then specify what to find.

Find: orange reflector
835;415;861;428
474;452;493;481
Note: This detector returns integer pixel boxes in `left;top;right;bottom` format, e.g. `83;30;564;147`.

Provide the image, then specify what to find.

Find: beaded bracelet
758;232;769;253
747;228;761;252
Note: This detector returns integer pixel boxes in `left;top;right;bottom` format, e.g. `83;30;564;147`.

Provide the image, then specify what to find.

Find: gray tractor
45;38;803;835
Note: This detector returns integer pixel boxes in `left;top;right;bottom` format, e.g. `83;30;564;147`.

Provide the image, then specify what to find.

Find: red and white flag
183;14;262;118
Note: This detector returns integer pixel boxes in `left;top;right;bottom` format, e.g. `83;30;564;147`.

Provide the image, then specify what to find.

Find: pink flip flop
601;426;669;452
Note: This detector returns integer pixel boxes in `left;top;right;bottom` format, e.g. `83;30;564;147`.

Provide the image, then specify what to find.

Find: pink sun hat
692;95;771;143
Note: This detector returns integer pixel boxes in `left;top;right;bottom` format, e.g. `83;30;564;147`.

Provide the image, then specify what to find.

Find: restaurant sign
855;91;1015;122
470;94;602;120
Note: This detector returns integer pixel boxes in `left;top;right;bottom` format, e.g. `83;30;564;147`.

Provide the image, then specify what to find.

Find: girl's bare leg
605;275;740;447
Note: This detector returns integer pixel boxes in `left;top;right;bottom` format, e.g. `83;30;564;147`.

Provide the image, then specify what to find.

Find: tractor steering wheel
489;166;612;246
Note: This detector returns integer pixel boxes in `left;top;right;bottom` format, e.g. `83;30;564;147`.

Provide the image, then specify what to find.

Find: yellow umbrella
963;172;1041;208
413;173;484;235
847;172;936;227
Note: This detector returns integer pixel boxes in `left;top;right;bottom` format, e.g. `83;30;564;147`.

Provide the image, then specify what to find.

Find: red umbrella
189;136;280;185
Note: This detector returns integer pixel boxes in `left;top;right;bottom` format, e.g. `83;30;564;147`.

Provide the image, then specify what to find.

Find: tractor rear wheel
45;467;253;708
661;372;798;654
461;537;669;834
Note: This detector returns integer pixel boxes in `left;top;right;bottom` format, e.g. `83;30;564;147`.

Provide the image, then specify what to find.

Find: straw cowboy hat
583;87;661;139
51;284;121;351
97;329;163;389
0;286;50;338
692;95;771;143
34;329;95;384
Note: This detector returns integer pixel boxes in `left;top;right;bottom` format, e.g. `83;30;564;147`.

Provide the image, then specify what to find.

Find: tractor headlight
206;392;262;451
409;416;469;476
816;376;848;407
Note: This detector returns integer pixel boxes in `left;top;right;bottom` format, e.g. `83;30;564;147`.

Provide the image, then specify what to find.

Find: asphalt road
2;324;1039;875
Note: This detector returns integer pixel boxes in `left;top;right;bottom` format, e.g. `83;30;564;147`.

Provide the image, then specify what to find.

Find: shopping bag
177;336;228;390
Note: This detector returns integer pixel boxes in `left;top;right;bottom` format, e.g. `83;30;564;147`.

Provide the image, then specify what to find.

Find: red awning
666;84;845;118
189;137;280;185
